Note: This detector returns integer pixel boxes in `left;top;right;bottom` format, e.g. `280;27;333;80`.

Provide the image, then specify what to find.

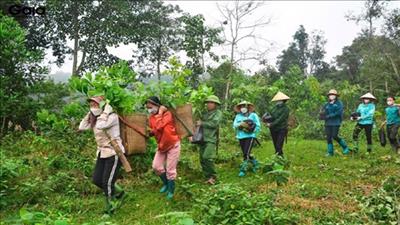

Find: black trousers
92;154;121;198
353;124;373;145
325;125;342;144
387;124;400;148
239;138;255;160
270;128;287;156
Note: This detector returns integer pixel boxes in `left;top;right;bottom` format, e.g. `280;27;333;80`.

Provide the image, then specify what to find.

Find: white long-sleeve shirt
79;112;125;158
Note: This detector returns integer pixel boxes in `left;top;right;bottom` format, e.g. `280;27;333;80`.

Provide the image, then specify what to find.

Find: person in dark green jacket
323;89;350;156
385;96;400;153
195;95;223;185
264;92;290;156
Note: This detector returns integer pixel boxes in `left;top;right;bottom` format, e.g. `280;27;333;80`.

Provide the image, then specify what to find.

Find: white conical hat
360;92;376;100
271;91;290;102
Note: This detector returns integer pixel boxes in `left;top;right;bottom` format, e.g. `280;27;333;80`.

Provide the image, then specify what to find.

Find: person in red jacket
146;96;180;200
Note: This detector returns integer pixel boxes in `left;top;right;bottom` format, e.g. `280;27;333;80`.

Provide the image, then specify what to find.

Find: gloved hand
103;103;113;115
239;121;248;129
147;126;154;136
356;117;361;121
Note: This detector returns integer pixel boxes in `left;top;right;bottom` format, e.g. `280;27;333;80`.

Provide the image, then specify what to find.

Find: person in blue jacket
323;89;350;156
351;93;376;154
233;101;261;177
385;96;400;153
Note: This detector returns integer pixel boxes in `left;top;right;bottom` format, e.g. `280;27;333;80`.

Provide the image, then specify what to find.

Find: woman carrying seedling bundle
146;96;180;200
350;93;376;154
264;92;290;157
385;96;400;153
78;96;126;215
233;101;261;177
322;89;350;156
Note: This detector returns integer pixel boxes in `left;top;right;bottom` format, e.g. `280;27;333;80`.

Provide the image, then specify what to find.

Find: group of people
322;89;400;156
78;90;399;215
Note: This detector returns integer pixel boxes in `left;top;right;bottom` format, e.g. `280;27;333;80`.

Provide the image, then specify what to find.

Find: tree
6;0;176;77
276;25;329;77
217;0;271;109
343;0;399;93
346;0;388;38
0;13;46;136
134;3;182;80
180;13;222;88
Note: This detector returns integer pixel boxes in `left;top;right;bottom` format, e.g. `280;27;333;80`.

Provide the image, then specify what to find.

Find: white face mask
148;107;158;114
90;108;102;116
240;107;248;114
328;95;336;101
276;101;284;105
387;100;394;106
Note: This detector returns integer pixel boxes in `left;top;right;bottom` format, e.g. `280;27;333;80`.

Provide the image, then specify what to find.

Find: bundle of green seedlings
69;57;215;118
69;61;138;115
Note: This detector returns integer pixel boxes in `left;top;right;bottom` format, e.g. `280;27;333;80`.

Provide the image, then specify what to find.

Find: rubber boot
390;143;398;152
250;159;259;173
104;197;112;215
159;173;168;193
352;140;359;153
108;196;123;213
339;139;350;155
239;160;248;177
114;184;125;199
367;144;372;153
326;143;334;156
166;180;175;200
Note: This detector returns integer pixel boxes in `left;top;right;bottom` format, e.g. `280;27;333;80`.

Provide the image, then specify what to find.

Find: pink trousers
152;142;181;180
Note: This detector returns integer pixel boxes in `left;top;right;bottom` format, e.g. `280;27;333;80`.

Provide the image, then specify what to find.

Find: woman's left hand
104;103;113;115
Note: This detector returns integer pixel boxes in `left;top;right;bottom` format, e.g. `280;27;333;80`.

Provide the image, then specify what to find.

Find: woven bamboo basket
119;114;148;155
171;104;194;138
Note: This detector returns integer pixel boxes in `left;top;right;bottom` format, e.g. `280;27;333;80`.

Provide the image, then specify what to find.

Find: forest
1;0;399;224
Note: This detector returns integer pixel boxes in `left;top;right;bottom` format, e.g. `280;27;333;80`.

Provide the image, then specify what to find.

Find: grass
1;137;399;225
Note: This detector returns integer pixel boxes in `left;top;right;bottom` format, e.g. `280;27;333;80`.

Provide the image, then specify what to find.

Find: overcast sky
49;0;400;80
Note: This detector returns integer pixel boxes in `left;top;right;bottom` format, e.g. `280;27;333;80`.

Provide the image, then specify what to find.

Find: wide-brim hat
87;96;105;104
360;92;376;100
271;91;290;102
234;101;255;113
205;95;221;104
146;96;162;106
327;89;339;96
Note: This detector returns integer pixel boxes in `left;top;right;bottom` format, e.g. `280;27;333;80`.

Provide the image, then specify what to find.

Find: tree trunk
224;43;235;110
76;50;86;75
157;37;162;82
385;79;389;94
71;2;79;77
369;80;373;93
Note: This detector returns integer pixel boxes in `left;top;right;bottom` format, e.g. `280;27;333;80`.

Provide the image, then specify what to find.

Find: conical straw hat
360;92;376;100
271;91;290;102
234;101;255;112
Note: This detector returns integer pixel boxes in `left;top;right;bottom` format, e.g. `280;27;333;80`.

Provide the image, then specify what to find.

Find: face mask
90;108;102;116
363;99;370;104
276;101;284;105
387;100;394;106
328;95;336;101
148;107;158;114
240;107;248;114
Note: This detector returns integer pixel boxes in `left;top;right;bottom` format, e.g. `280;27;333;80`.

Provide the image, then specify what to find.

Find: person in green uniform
195;95;223;185
264;92;290;156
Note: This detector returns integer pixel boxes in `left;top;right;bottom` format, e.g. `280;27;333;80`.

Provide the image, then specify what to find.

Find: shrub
193;184;298;225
